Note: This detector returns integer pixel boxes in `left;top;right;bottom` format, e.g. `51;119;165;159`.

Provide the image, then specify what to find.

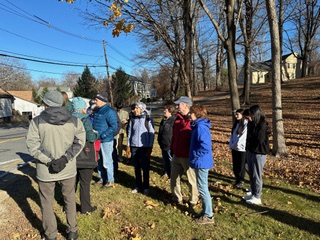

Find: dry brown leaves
195;77;320;193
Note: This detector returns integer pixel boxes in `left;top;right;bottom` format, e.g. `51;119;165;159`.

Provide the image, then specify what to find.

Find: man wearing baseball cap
170;96;199;206
92;92;119;188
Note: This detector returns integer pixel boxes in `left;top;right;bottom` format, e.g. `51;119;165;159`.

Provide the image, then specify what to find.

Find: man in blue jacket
93;93;119;188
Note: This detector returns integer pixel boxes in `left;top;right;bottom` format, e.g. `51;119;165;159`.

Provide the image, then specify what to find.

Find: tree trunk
183;0;193;98
266;0;287;156
216;38;222;91
243;45;251;105
225;0;240;112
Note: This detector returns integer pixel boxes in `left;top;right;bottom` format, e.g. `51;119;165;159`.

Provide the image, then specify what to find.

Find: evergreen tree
112;68;133;105
73;66;98;98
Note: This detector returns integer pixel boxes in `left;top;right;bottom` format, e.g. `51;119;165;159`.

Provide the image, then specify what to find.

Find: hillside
194;77;320;193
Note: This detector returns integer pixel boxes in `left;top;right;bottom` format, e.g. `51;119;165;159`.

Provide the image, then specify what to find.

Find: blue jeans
195;168;213;217
131;147;150;190
161;149;172;177
99;141;114;183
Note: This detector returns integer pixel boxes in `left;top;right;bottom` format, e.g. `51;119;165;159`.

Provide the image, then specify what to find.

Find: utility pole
102;39;114;106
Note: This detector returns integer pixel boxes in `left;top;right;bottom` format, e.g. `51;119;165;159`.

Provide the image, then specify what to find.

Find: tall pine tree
73;66;98;98
112;68;133;105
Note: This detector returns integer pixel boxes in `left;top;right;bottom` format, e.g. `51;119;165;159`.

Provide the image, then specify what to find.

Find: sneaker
195;215;215;225
246;196;262;205
242;194;253;201
102;182;114;188
94;179;103;185
131;188;140;193
143;189;150;195
81;206;97;215
235;182;244;189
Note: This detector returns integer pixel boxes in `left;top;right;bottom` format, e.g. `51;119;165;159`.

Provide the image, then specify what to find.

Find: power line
1;1;130;59
0;52;122;70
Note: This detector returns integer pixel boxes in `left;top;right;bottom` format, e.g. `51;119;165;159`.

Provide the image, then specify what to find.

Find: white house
128;75;154;100
238;53;302;84
0;88;14;122
7;91;44;119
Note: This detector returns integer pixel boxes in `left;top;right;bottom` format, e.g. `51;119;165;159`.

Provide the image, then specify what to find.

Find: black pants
231;149;246;183
76;168;94;213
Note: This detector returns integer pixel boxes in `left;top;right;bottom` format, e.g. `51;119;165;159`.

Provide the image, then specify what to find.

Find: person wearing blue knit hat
72;97;99;214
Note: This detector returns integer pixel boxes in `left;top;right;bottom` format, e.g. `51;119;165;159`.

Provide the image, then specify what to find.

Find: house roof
251;62;272;72
0;87;14;99
7;91;33;102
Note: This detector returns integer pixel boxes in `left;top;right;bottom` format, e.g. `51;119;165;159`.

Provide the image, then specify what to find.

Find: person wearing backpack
92;93;119;188
72;97;99;214
127;102;155;195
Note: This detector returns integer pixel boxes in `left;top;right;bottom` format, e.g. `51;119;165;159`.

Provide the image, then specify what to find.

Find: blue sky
0;0;139;82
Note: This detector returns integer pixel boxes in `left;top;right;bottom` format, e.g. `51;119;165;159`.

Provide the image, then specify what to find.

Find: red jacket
171;112;191;158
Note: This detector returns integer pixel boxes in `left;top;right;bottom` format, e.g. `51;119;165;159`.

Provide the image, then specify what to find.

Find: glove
146;147;152;159
48;156;68;174
126;146;131;158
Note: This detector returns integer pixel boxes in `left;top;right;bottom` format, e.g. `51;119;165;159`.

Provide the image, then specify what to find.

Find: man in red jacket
170;96;199;206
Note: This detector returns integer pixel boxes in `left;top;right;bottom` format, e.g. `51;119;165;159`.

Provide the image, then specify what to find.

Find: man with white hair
170;96;199;206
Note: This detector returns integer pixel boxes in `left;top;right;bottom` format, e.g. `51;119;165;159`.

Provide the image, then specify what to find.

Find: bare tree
284;0;320;77
198;0;240;112
0;58;34;90
266;0;287;156
238;0;267;105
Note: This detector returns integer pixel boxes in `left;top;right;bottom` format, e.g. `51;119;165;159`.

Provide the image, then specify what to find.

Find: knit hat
43;90;63;107
95;93;108;102
174;96;192;106
72;97;87;111
136;102;146;112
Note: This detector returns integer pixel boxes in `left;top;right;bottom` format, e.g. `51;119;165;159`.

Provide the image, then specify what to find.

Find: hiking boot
195;215;215;224
242;194;253;201
246;196;262;205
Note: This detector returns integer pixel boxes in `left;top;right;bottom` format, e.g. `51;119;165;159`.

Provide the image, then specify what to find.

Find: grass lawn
0;77;319;239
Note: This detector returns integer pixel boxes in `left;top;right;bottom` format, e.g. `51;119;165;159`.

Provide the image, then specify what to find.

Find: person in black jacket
242;105;270;205
157;104;176;178
72;97;99;214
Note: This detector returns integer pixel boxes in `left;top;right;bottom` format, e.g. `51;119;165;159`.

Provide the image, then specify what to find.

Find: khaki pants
170;156;198;204
38;176;78;239
117;133;125;157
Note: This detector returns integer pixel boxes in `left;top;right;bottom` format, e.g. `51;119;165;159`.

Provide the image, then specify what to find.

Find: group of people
26;90;270;239
229;106;270;205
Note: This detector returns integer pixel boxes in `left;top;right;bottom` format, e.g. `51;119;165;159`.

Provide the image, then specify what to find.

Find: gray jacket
26;107;86;182
127;112;154;148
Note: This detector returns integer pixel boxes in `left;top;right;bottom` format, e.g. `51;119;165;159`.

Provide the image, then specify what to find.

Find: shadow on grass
209;171;320;237
0;166;42;235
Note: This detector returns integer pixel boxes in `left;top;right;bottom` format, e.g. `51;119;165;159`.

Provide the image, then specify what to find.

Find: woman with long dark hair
229;109;248;188
242;105;270;205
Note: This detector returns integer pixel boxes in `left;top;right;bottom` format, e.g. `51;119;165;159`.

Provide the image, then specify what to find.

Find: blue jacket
127;112;154;148
189;118;214;169
93;104;118;143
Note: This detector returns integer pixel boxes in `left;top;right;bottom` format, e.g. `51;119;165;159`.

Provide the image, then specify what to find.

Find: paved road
0;124;34;178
